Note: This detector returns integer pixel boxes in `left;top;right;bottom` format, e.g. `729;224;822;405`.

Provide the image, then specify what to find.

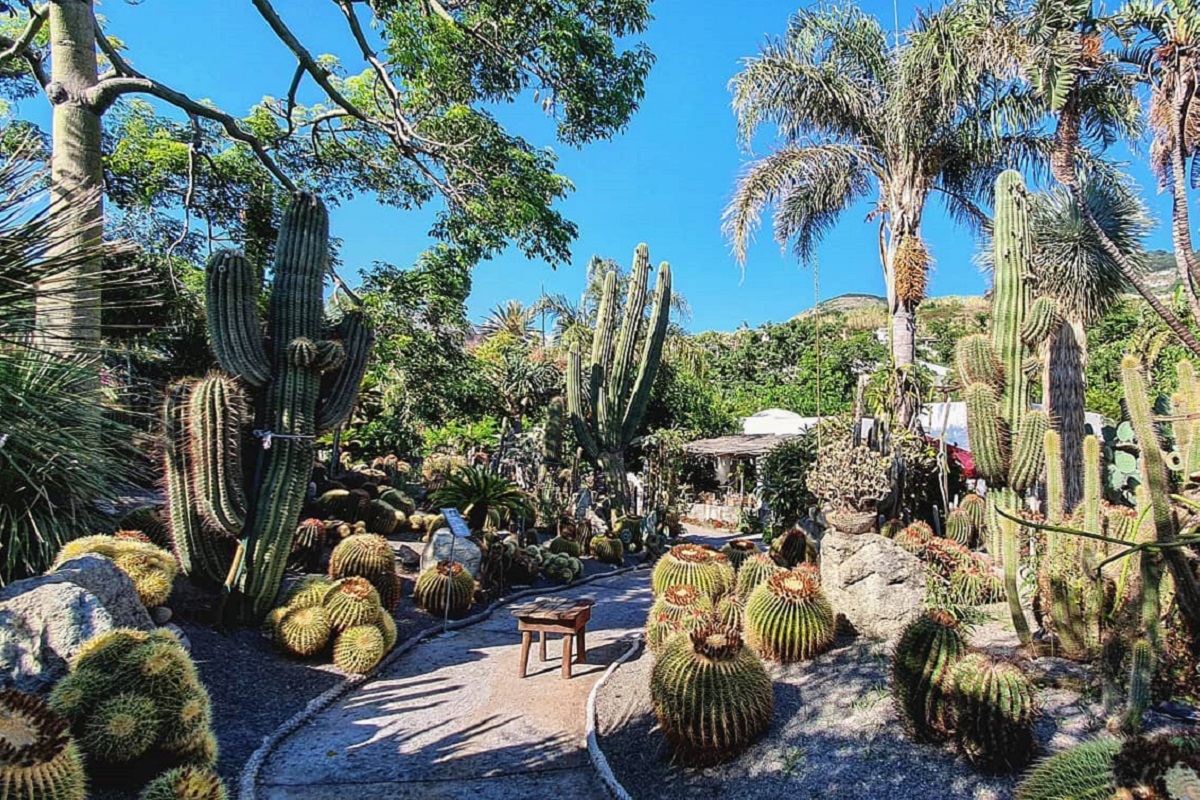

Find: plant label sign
440;508;472;538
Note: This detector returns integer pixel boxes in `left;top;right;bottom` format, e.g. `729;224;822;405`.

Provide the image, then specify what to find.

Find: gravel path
595;607;1108;800
253;567;655;799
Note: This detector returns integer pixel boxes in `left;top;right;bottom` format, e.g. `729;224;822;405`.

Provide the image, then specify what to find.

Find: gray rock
0;583;114;693
819;530;925;642
420;529;482;577
151;606;172;625
395;544;422;568
42;555;154;631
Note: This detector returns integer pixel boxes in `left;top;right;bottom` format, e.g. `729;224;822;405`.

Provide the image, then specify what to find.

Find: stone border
236;564;644;800
585;634;642;800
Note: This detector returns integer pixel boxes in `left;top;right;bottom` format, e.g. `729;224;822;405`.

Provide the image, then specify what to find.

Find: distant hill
1144;249;1180;295
793;293;886;320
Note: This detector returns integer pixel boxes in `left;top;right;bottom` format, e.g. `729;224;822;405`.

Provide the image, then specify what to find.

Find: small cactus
949;653;1038;772
282;575;333;610
768;528;808;567
328;534;400;611
720;539;759;571
0;690;87;800
890;610;969;742
736;553;782;598
591;534;625;566
645;606;707;655
945;508;973;547
715;594;744;630
547;537;582;557
54;535;178;609
950;564;1004;605
646;585;713;654
649;619;773;766
413;561;474;617
332;624;387;675
960;494;986;531
743;565;835;663
322;576;383;631
651;544;735;600
138;766;227;800
81;693;160;764
274;605;333;657
880;518;905;539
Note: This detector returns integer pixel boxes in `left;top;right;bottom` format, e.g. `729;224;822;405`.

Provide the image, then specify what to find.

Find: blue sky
33;1;1175;331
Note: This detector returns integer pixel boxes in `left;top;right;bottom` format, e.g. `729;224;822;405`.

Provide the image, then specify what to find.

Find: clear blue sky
33;1;1175;331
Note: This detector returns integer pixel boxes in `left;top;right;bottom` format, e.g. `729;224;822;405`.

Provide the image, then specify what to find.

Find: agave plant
429;466;534;532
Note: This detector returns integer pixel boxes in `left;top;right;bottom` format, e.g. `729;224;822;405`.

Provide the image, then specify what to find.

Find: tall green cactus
163;194;374;620
957;171;1047;647
566;244;671;515
542;396;564;476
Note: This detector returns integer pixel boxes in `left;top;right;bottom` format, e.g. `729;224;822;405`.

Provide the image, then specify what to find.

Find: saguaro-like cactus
957;171;1050;646
566;245;672;515
163;194;374;619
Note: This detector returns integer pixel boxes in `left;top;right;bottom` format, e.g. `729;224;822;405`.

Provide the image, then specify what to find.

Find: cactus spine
138;766;227;800
165;194;374;620
956;171;1047;647
566;246;672;515
542;396;564;476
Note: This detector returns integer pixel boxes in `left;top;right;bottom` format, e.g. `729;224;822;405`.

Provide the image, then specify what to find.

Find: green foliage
743;566;836;663
0;689;86;800
649;620;774;766
759;431;819;531
890;610;969;743
806;435;892;513
429;466;533;531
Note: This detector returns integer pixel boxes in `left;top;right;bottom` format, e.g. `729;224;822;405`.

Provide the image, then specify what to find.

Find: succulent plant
649;619;773;766
566;246;672;516
715;595;744;631
376;611;398;651
768;529;807;568
540;553;583;584
547;537;582;557
743;565;835;663
413;561;474;617
719;539;759;571
0;690;86;800
1112;730;1200;799
138;765;227;800
328;534;400;611
591;534;624;566
736;553;782;599
645;606;707;656
949;653;1038;772
806;439;892;513
891;610;969;742
321;576;383;631
651;544;735;600
949;564;1004;605
333;624;387;675
274;605;333;657
81;693;160;764
920;537;973;578
960;493;986;530
1014;738;1120;800
282;575;333;610
54;535;178;608
880;518;905;539
289;518;326;570
946;508;974;547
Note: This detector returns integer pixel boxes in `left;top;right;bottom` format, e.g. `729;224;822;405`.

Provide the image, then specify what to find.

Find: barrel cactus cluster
736;553;783;598
163;193;374;620
0;689;86;800
48;629;218;783
328;534;401;611
646;584;713;654
650;544;735;599
591;532;625;565
891;611;1040;772
53;535;178;609
267;574;396;674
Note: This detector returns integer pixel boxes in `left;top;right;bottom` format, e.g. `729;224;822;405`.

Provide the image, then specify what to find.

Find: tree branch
0;4;48;87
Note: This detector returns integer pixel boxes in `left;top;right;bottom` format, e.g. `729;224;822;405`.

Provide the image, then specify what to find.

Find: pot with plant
805;438;891;534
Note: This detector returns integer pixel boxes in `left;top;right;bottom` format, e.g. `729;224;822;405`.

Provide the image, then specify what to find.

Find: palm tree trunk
36;0;103;353
1168;79;1200;323
1043;320;1085;511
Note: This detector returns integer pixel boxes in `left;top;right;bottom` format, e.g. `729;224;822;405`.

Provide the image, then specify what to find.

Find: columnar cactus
649;620;773;766
542;396;564;477
650;544;735;600
945;507;973;547
566;245;672;515
163;194;374;619
891;610;969;742
949;653;1039;772
0;690;86;800
957;170;1050;647
743;565;836;663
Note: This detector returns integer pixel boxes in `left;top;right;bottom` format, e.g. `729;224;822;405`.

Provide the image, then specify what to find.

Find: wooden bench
511;597;595;679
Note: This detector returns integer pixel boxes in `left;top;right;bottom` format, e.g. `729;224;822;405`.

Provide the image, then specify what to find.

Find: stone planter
825;509;877;535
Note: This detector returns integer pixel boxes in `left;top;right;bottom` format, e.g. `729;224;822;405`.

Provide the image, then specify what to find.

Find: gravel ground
596;607;1108;800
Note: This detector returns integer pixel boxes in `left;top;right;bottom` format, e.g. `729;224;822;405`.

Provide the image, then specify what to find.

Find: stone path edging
237;564;643;800
585;635;642;800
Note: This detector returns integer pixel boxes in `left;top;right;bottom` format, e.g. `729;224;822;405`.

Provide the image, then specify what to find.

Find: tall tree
723;2;1044;424
0;0;655;348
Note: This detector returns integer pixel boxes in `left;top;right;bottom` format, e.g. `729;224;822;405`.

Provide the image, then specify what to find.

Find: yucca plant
430;466;534;532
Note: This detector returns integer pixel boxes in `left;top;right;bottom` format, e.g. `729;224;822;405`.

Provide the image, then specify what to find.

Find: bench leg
575;628;586;664
519;631;532;678
561;632;573;679
539;631;547;661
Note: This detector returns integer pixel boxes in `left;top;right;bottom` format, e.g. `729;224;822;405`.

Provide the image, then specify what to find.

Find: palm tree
478;300;536;342
724;2;1045;424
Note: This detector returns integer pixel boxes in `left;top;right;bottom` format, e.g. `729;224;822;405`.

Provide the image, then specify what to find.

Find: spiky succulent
413;561;474;617
328;534;400;610
649;620;773;766
1015;738;1120;800
591;534;624;566
949;653;1038;772
376;611;398;650
769;529;808;567
720;539;759;571
743;565;835;663
54;535;178;608
895;522;934;554
80;693;160;764
274;605;333;657
646;585;713;654
950;564;1004;605
890;610;969;742
920;537;973;578
946;508;974;547
541;552;584;583
332;624;387;675
322;576;383;631
289;518;325;569
0;690;87;800
880;518;905;539
736;553;782;598
715;594;744;630
1112;730;1200;799
960;493;986;531
651;544;735;600
138;766;227;800
547;537;582;557
282;575;333;610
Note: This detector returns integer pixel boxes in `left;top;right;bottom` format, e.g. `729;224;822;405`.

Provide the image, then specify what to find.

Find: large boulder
819;530;925;642
420;529;482;578
0;555;153;693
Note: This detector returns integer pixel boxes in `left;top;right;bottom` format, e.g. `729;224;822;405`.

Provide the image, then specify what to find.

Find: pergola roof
683;434;798;459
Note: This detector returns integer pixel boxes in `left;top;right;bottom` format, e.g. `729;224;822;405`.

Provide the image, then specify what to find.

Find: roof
683;434;799;458
741;408;818;436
